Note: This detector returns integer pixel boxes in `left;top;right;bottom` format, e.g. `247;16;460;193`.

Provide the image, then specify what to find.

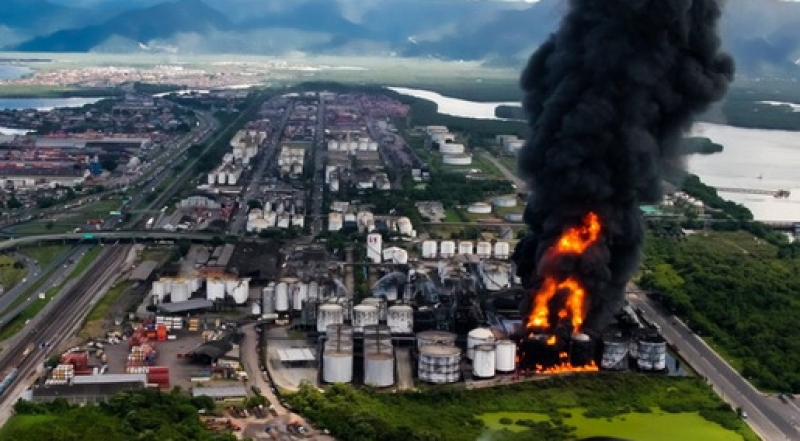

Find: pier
713;187;791;198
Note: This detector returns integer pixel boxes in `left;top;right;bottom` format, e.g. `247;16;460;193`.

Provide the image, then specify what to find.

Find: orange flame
535;352;599;374
526;212;601;334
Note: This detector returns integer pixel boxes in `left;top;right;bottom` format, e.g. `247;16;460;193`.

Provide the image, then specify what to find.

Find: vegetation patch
0;255;27;291
17;245;69;268
80;279;134;339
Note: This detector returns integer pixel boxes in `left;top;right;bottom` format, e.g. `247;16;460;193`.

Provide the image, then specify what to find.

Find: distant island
681;136;724;155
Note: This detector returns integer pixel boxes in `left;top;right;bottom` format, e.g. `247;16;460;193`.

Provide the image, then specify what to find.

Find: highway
0;245;129;423
628;285;799;441
309;93;326;237
480;151;527;192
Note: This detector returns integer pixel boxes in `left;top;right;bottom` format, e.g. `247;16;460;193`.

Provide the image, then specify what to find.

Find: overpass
0;231;244;251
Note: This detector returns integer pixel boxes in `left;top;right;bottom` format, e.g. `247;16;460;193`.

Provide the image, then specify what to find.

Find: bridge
713;187;791;198
0;231;246;251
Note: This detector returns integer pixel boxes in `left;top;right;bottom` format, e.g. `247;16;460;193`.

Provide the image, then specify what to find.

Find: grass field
480;409;749;441
79;279;133;339
0;255;26;291
17;245;68;267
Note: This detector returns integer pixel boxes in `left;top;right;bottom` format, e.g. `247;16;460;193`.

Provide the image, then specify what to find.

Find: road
480;151;527;192
0;253;41;306
628;286;799;441
309;93;326;237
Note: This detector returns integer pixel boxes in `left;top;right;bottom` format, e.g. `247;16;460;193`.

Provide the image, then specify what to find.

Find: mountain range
2;0;800;75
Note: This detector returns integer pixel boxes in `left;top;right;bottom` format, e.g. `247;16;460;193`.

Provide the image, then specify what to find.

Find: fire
526;212;601;334
535;352;599;374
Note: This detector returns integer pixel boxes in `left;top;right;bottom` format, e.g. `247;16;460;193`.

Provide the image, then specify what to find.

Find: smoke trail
514;0;734;334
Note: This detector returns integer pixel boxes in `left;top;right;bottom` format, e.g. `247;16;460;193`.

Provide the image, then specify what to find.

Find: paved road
628;286;799;441
0;253;41;304
480;151;527;191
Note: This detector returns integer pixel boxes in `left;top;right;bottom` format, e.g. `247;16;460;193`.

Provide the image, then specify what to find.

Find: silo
275;282;289;313
569;333;596;367
308;281;320;300
251;301;262;316
362;297;387;321
232;280;249;305
206;279;226;301
467;328;496;360
493;242;510;259
151;280;167;303
293;283;308;311
495;340;517;373
440;241;456;258
261;284;275;315
416;330;457;349
600;335;629;371
421;240;438;259
170;281;190;303
225;279;239;297
322;349;353;383
366;233;382;264
458;241;474;256
326;324;354;342
352;305;379;332
418;345;461;384
317;304;345;333
637;334;667;371
387;305;414;334
364;342;395;387
472;343;496;379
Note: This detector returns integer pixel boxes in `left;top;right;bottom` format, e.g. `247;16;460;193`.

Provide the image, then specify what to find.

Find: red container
156;325;167;342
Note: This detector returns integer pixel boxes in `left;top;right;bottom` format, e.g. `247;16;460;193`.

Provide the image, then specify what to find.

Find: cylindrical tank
151;280;167;303
362;297;387;321
170;281;190;303
317;304;345;333
352;305;379;332
600;335;629;371
232;280;249;305
206;279;226;301
387;305;414;334
308;281;320;300
418;345;461;384
275;282;289;312
293;283;308;311
322;350;353;383
416;330;457;349
495;340;517;373
637;335;667;371
473;343;496;379
261;284;275;315
467;328;496;360
250;301;261;316
475;241;492;258
493;242;510;259
569;333;596;367
364;344;394;387
326;324;354;342
324;339;354;353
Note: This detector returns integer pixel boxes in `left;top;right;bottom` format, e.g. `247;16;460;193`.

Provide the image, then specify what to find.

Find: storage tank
416;330;457;349
481;263;510;291
322;350;353;383
250;301;261;316
387;305;414;334
363;324;392;345
418;345;461;384
495;340;517;373
382;247;409;265
439;241;456;258
442;153;473;165
473;343;496;379
637;335;667;371
368;141;378;151
362;297;387;321
366;233;382;264
170;281;190;303
467;202;492;214
600;335;629;371
493;242;510;259
493;195;518;208
326;324;354;342
261;284;275;315
317;304;345;333
458;241;474;256
569;333;596;367
293;283;308;311
151;280;167;303
467;328;496;360
421;240;438;259
364;343;394;387
232;280;249;305
308;281;320;300
275;282;289;312
439;143;465;155
352;305;379;332
475;241;492;258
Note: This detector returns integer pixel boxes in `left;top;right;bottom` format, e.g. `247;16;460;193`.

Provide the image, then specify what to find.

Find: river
0;97;106;111
388;86;800;222
0;65;31;80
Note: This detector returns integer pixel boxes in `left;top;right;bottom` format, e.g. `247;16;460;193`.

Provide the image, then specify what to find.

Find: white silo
418;345;461;383
352;304;379;332
317;304;345;333
368;141;378;151
293;283;308;311
217;171;227;185
396;217;413;236
364;343;394;387
382;247;408;265
275;282;289;312
206;279;226;301
171;281;190;303
232;280;249;305
421;240;437;259
323;348;353;384
416;330;458;349
473;344;496;379
493;242;510;259
467;328;496;360
151;280;167;303
482;263;510;292
476;241;492;258
207;173;216;185
366;233;382;264
188;277;201;293
308;281;320;300
495;340;517;373
387;305;414;334
440;241;456;258
261;284;275;315
458;241;474;256
601;336;629;371
251;301;262;316
362;297;387;321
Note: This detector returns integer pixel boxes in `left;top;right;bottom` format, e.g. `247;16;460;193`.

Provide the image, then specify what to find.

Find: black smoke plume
514;0;734;334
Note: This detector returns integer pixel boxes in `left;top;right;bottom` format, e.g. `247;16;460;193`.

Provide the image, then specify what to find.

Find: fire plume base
516;332;599;375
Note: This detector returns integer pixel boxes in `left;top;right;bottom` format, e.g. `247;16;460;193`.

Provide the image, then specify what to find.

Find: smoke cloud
514;0;734;334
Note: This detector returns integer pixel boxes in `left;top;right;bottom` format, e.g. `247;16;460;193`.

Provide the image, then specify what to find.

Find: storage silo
151;280;167;303
439;241;456;258
366;233;382;264
364;342;394;388
352;304;379;333
467;328;496;360
495;340;517;373
251;301;262;316
600;335;629;371
458;241;474;256
323;348;353;384
475;242;492;258
362;297;387;321
293;283;308;311
473;343;496;379
317;304;345;333
170;281;190;303
275;282;289;313
493;242;510;259
416;330;458;349
326;324;354;342
308;281;320;300
418;345;461;383
206;279;226;301
421;240;438;259
636;334;667;371
387;305;414;334
261;284;275;315
232;280;249;305
363;324;392;346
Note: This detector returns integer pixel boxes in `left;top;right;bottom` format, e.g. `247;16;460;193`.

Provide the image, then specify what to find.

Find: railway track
0;245;129;414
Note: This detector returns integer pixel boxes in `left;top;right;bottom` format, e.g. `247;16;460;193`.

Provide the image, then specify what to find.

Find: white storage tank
493;242;510;259
382;247;408;265
261;284;275;315
317;304;345;333
439;142;465;155
495;340;517;373
458;241;474;256
275;282;289;312
416;330;457;349
467;202;492;214
170;281;190;303
439;241;456;258
418;345;461;384
322;350;353;383
493;195;518;208
364;344;394;388
352;304;379;332
250;301;262;316
473;343;496;379
387;305;414;334
476;242;492;258
368;141;378;151
308;281;320;300
637;336;667;371
151;280;168;303
366;233;382;264
601;336;629;371
421;240;438;259
396;217;413;236
467;328;496;360
293;283;308;311
362;297;387;321
442;153;473;165
232;280;249;305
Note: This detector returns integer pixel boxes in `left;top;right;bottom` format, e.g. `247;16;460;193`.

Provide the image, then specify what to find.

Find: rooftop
277;348;315;363
191;386;247;398
157;298;214;314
